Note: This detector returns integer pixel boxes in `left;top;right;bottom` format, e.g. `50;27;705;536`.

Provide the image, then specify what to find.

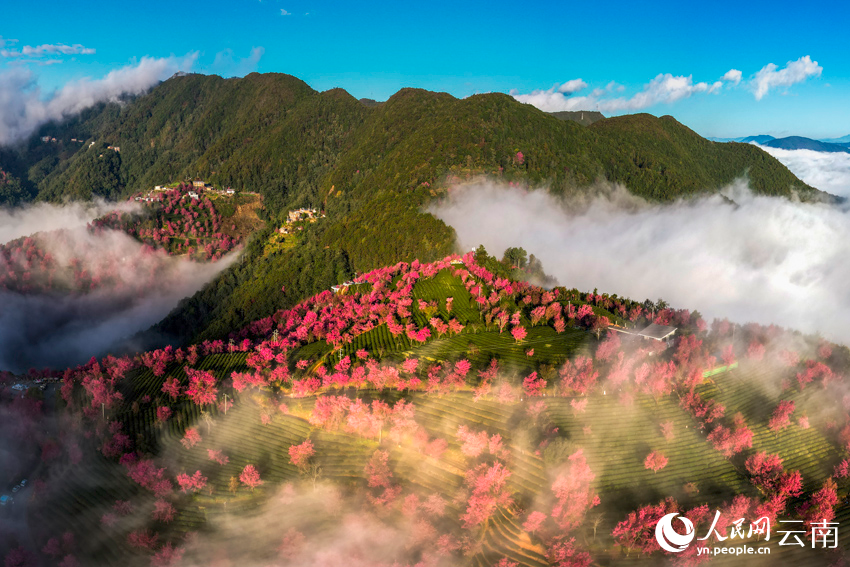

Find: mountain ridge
0;72;833;346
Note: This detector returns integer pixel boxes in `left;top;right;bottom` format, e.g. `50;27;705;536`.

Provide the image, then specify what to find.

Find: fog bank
0;199;140;244
0;203;235;372
754;144;850;199
431;180;850;344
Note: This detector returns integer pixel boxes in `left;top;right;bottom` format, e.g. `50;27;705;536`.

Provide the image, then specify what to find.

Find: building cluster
278;207;325;235
41;136;89;144
134;180;236;203
287;207;320;223
192;179;236;198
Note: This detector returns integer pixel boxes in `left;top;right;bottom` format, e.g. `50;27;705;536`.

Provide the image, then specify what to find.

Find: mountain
820;134;850;144
706;134;775;144
2;73;824;211
762;136;850;153
547;110;605;126
740;135;776;144
0;72;831;345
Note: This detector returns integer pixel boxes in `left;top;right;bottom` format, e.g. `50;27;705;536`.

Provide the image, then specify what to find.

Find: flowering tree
644;451;668;473
461;462;514;528
768;400;795;432
707;413;753;457
612;498;678;555
365;450;393;489
551;450;600;531
152;499;175;523
457;425;490;458
185;368;218;406
288;439;315;473
176;470;207;493
522;372;547;397
745;451;803;500
546;538;592;567
207;449;229;465
798;478;838;529
511;325;528;343
558;356;598;395
180;428;201;449
523;511;547;534
161;377;181;399
239;464;264;491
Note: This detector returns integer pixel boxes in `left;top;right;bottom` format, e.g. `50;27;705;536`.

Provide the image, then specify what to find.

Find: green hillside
548;110;606;126
0;72;832;347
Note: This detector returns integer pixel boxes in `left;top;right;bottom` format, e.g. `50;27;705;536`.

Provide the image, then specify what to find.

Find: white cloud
751;55;822;100
0;53;197;145
513;56;823;113
210;47;265;78
1;42;95;58
431;180;850;345
755;144;850;199
281;8;291;15
557;79;587;94
722;69;742;85
514;73;720;113
0;199;139;244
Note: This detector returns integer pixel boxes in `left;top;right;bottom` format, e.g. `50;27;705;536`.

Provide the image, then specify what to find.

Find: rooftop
636;324;678;340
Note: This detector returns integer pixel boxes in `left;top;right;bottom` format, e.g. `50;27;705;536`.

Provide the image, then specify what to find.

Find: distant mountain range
821;134;850;144
709;134;850;153
762;136;850;153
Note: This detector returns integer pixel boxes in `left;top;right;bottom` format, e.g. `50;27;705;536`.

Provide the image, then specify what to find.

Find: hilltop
5;249;850;566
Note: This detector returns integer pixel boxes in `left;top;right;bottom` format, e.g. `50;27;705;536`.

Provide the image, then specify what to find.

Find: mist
754;143;850;199
0;55;196;145
0;203;236;373
0;199;140;244
430;180;850;344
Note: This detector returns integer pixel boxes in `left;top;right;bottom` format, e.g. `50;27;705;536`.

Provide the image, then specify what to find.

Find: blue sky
1;0;849;139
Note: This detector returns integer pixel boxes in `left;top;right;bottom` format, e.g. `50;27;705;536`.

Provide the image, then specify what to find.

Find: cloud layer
431;180;850;345
0;199;139;244
0;54;197;145
0;202;235;372
754;144;850;199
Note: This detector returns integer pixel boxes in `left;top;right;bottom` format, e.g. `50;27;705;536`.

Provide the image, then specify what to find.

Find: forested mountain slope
0;72;830;346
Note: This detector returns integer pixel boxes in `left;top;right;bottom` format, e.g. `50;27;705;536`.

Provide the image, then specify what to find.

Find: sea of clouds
430;164;850;345
754;143;850;199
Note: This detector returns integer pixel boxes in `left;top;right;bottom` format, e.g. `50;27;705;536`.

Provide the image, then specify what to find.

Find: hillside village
134;179;238;203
